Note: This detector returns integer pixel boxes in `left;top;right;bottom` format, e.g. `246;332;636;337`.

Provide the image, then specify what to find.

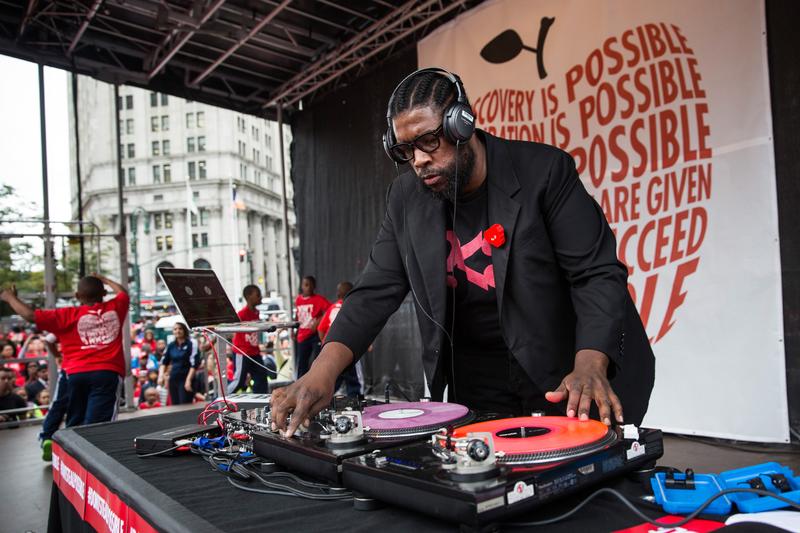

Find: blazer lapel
485;133;521;315
407;185;447;330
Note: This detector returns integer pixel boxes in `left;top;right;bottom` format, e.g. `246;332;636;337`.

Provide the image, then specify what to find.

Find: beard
416;143;476;203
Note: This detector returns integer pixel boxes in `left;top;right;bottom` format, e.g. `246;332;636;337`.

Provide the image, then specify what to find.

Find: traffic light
239;248;246;262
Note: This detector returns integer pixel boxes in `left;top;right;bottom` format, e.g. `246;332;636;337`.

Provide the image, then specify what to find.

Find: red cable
200;332;238;426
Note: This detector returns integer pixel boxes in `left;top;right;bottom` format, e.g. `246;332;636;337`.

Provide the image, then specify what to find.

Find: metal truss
263;0;468;110
0;0;481;117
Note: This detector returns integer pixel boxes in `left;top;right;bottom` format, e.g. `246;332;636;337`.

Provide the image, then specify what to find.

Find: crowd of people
0;271;362;462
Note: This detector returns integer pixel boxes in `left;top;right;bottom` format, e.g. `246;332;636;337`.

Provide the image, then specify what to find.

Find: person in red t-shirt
294;275;331;379
1;274;128;431
228;285;272;394
317;281;361;397
138;387;161;409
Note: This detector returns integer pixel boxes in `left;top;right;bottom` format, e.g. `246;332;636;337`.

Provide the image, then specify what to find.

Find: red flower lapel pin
485;223;505;247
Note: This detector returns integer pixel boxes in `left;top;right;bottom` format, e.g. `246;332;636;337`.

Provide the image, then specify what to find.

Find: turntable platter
362;402;473;439
453;416;616;466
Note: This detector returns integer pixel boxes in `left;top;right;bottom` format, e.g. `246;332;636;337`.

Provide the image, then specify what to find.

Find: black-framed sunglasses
389;126;444;162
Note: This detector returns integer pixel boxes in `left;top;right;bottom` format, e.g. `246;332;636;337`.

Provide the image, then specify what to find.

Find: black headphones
382;67;476;164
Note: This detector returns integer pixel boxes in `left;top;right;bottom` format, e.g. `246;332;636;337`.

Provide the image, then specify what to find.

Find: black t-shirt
443;177;555;416
445;178;505;356
0;392;28;423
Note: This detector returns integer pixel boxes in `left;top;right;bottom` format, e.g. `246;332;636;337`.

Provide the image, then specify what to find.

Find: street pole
277;104;293;316
131;213;140;322
130;206;147;323
114;84;134;410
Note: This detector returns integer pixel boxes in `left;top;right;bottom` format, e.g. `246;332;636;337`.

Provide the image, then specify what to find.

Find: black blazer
327;131;655;424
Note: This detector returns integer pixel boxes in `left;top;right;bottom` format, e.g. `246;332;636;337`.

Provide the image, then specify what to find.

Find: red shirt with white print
317;299;343;343
34;292;129;376
294;294;331;343
232;306;260;356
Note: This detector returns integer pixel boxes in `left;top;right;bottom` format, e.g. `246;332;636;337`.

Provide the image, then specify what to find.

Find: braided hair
388;70;470;119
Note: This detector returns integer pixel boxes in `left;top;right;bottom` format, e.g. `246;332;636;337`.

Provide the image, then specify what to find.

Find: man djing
272;68;655;436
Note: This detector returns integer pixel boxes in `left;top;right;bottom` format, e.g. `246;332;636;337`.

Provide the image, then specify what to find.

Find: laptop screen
158;268;239;328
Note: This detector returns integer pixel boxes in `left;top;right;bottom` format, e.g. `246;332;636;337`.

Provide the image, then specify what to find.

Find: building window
126;119;134;135
194;258;211;269
198;136;206;152
160;94;168;105
193;191;200;199
152;141;159;156
156;236;163;251
125;95;133;109
198;160;206;179
162;140;170;156
187;161;196;180
187;137;195;153
165;235;173;250
150;116;158;132
192;233;199;248
191;212;198;227
127;144;135;158
161;115;169;131
117;96;123;110
197;111;205;128
152;165;161;183
254;127;259;141
150;92;158;107
163;163;171;183
127;167;136;185
201;233;208;247
255;170;261;185
119;167;124;181
267;155;272;170
154;194;163;201
186;113;194;128
164;212;173;229
200;208;209;226
154;213;162;229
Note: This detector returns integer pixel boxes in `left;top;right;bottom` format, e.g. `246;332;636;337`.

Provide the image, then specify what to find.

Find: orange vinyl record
452;416;617;466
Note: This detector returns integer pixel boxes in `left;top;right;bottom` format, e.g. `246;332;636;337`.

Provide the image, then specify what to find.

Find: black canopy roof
0;0;482;119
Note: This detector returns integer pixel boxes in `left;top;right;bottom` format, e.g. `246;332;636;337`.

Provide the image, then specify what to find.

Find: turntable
252;400;476;483
342;416;663;527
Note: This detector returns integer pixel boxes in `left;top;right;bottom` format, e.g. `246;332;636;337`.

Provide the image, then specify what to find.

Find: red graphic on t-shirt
446;230;496;291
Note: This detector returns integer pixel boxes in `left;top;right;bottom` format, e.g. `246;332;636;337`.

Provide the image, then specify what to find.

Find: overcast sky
0;55;72;222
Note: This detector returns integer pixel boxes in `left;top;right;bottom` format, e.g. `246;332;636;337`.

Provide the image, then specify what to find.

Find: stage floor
2;406;797;533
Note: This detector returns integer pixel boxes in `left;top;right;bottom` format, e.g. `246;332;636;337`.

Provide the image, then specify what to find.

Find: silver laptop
157;267;274;333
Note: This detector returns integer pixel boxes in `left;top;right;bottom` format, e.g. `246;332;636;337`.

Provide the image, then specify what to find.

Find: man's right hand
270;368;336;437
0;284;17;302
271;341;354;437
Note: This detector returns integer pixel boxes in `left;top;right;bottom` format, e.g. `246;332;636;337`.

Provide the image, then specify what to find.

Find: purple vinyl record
362;402;470;431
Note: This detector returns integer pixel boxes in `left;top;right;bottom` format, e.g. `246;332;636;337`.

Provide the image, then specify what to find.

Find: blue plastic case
718;462;800;513
651;462;800;515
651;471;733;515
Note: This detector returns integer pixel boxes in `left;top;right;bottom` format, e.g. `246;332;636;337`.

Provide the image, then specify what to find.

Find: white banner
419;0;788;442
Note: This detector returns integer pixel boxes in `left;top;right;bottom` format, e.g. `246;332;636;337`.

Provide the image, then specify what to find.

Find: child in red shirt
317;281;361;397
228;285;271;394
1;274;128;431
294;276;331;379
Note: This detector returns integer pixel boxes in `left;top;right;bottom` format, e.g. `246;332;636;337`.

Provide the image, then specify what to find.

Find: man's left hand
545;349;623;426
